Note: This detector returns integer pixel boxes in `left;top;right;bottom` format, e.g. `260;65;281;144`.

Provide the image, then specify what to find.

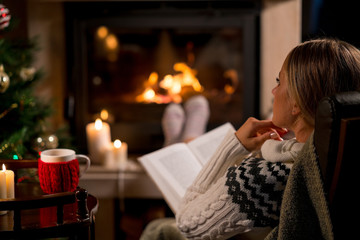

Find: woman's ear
291;102;301;115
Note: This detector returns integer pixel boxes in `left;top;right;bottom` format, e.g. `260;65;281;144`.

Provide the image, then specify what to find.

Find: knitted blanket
265;133;334;240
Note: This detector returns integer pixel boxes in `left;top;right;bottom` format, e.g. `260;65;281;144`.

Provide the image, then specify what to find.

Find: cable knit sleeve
176;130;293;240
176;129;253;239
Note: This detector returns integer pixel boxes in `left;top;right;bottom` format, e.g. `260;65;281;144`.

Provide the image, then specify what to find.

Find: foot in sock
182;95;210;142
162;103;185;146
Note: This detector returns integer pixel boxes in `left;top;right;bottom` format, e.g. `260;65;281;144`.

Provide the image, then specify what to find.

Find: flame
148;72;158;86
2;164;5;171
224;84;235;94
136;63;203;104
114;139;122;148
143;88;156;101
95;118;103;130
223;69;238;95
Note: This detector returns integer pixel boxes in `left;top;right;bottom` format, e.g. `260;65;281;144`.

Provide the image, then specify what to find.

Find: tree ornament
33;134;59;151
46;134;59;149
34;136;46;152
0;64;10;93
20;67;36;81
0;4;11;30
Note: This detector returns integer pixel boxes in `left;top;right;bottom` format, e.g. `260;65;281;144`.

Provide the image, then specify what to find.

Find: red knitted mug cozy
38;158;79;194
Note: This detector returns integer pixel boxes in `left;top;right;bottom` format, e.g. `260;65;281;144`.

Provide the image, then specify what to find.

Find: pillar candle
113;139;128;165
86;118;111;165
1;164;14;199
105;139;128;168
4;166;14;199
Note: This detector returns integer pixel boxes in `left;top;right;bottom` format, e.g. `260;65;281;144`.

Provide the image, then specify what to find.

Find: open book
138;122;235;214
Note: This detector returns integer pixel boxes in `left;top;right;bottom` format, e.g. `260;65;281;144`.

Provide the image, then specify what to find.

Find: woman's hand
235;117;288;152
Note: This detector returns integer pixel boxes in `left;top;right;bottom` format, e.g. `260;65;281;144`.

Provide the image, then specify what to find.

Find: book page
139;143;203;213
140;156;183;213
188;122;235;165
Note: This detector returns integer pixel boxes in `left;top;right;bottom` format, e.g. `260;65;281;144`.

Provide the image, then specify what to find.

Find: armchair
314;91;360;239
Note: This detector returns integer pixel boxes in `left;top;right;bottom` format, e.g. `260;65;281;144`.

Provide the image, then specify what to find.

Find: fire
136;63;203;104
143;88;155;101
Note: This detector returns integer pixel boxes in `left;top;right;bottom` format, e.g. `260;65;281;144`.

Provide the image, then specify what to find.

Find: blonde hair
286;38;360;126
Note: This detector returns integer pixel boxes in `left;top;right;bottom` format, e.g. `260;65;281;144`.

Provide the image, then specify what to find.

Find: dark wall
303;0;360;48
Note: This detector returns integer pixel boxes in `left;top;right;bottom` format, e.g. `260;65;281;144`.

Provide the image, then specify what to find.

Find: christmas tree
0;4;59;160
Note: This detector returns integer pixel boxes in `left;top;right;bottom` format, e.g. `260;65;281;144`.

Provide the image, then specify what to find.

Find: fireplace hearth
65;1;260;154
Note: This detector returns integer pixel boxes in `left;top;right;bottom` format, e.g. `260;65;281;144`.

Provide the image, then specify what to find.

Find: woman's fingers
235;117;287;151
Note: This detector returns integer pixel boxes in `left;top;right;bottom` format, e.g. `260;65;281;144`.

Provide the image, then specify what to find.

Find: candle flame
95;118;103;130
2;164;5;171
114;139;122;148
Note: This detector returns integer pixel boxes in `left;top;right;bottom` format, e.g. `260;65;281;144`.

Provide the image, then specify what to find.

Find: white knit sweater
176;129;304;240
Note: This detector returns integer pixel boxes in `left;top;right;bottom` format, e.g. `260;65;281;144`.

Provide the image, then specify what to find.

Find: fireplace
65;1;260;154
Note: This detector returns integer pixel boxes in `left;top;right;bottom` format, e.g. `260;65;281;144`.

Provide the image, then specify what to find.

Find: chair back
314;91;360;239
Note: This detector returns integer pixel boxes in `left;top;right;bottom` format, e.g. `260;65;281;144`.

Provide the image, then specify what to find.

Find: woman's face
271;61;297;129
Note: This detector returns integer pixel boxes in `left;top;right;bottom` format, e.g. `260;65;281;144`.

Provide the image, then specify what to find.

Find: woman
141;38;360;240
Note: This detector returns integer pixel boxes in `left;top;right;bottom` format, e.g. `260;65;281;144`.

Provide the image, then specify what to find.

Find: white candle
3;164;14;199
86;118;111;165
105;139;128;168
113;139;128;165
0;169;6;215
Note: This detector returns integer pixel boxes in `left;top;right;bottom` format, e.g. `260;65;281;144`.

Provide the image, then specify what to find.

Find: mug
38;149;91;194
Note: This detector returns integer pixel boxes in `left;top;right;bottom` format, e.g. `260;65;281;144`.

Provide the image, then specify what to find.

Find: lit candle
86;118;111;165
113;139;128;165
1;164;14;199
105;139;128;168
0;169;6;215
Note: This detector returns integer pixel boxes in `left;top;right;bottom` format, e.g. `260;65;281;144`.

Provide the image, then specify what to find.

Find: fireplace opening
65;1;260;154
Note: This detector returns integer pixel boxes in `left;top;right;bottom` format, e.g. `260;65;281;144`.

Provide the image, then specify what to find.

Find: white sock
182;95;210;142
162;103;185;146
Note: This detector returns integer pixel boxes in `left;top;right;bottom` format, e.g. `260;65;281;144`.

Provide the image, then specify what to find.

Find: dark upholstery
314;91;360;239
